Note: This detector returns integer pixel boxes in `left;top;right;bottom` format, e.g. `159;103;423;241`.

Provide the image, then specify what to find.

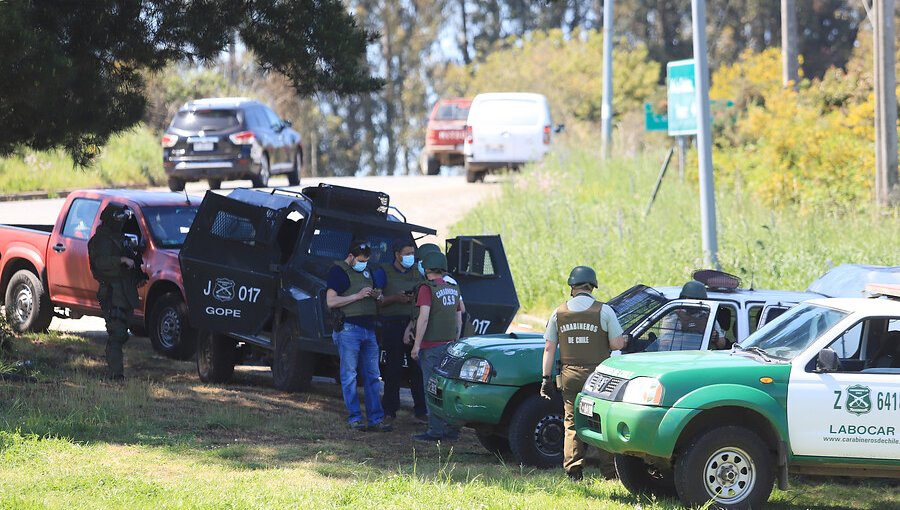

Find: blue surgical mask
417;260;425;277
352;260;367;272
401;254;415;269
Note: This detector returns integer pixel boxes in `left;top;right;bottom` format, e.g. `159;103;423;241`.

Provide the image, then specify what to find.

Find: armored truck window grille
210;210;256;244
457;239;496;277
609;285;667;332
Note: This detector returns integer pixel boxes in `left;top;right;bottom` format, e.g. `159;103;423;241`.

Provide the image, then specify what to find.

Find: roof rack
864;283;900;300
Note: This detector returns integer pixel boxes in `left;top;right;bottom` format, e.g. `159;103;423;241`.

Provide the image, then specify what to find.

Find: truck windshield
738;303;848;360
144;206;200;249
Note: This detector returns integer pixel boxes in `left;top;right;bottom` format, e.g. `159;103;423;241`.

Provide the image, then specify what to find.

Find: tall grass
0;125;164;194
452;147;900;315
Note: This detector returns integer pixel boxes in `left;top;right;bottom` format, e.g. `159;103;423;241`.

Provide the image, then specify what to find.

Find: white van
463;93;561;183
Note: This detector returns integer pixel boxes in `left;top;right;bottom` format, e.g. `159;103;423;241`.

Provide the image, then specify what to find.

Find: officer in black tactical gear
654;280;725;351
88;204;143;380
541;266;628;481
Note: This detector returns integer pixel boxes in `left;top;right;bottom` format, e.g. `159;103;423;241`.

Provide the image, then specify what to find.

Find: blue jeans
333;323;385;426
420;343;460;438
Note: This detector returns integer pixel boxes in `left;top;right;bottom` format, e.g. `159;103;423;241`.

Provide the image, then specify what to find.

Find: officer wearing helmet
88;204;141;380
654;280;725;351
541;266;628;481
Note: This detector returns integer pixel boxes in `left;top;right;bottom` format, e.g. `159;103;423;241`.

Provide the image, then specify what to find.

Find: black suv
178;184;520;391
162;97;303;191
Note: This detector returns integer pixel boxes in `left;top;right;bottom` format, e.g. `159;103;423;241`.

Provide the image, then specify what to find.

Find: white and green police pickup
575;284;900;510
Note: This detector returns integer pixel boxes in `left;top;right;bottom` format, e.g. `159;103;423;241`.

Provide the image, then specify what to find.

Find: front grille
434;353;465;378
587;414;602;432
583;372;627;400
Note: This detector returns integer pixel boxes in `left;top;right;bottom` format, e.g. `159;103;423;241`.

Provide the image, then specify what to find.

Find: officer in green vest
374;239;427;423
409;251;462;442
88;204;142;380
326;240;392;432
541;266;628;481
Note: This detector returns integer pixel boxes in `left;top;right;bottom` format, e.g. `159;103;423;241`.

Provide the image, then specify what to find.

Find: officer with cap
409;251;462;442
541;266;628;481
326;239;392;432
655;281;725;351
374;239;428;423
88;204;141;380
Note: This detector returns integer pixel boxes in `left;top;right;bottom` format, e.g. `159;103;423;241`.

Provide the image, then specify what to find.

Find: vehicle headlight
459;358;492;383
620;377;664;405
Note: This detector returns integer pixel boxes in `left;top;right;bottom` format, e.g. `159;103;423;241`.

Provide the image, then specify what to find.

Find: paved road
0;174;502;335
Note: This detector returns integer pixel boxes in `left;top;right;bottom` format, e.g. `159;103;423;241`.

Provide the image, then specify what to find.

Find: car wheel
272;313;315;392
207;178;222;190
149;292;198;360
167;177;185;192
475;430;511;459
251;155;270;188
615;454;676;498
4;270;52;333
507;393;565;468
426;156;440;176
288;150;301;186
674;426;775;510
196;330;237;383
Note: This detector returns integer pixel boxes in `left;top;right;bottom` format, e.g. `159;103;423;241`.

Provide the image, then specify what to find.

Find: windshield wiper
742;346;774;362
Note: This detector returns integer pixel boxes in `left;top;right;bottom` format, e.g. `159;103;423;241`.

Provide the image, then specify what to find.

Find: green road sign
667;59;697;136
644;103;668;132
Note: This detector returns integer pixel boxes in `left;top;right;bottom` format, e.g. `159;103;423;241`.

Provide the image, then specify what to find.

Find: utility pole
691;0;719;269
781;0;799;88
600;0;614;159
873;0;899;207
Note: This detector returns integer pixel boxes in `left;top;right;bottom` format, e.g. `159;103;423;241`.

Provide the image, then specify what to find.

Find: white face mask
400;254;415;269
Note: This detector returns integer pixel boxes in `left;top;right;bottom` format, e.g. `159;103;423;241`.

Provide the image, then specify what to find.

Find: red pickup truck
421;98;472;175
0;190;200;359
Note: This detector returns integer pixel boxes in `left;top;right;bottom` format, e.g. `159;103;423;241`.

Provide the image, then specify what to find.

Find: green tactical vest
556;300;610;365
335;261;376;317
420;279;460;342
378;263;422;317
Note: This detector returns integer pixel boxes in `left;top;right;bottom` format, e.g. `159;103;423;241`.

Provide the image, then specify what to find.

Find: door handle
53;243;66;253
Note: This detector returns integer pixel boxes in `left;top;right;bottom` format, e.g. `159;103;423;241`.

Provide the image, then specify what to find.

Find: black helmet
100;204;132;223
567;266;598;288
679;280;708;300
421;251;448;271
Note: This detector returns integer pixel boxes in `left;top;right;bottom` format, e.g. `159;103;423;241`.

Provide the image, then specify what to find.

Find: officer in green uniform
541;266;628;481
88;204;141;380
410;251;462;442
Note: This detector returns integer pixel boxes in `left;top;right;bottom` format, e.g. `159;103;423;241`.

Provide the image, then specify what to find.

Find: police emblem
213;278;236;302
363;270;370;279
845;385;872;416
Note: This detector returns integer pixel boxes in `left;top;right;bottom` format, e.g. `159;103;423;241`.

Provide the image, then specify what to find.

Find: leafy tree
0;0;381;165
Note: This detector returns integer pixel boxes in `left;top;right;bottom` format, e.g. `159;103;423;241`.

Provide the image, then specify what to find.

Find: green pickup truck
574;288;900;509
428;279;819;468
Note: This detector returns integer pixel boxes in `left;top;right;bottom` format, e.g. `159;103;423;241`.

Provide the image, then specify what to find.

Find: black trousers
380;316;427;417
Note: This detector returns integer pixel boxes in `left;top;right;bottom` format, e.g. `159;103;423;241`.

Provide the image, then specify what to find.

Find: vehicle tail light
161;134;178;148
543;125;551;145
229;131;256;145
465;125;473;144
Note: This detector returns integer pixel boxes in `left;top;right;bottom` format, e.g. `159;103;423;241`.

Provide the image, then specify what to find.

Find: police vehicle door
624;300;720;353
179;193;281;336
446;235;519;337
787;318;900;460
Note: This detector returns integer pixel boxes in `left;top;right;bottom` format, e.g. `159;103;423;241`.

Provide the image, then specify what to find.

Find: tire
167;176;185;192
287;150;301;186
272;314;315;392
426;156;440;175
207;178;222;190
674;426;775;510
4;270;53;333
148;292;198;360
196;330;237;383
615;454;676;498
476;430;512;459
507;393;565;468
465;161;479;183
251;155;270;188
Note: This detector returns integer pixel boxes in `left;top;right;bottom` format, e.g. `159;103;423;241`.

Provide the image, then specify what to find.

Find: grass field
0;126;163;195
452;147;900;315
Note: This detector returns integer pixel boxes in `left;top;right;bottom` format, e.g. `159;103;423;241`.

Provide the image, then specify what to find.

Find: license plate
193;142;214;151
578;399;594;417
486;144;504;153
427;376;439;396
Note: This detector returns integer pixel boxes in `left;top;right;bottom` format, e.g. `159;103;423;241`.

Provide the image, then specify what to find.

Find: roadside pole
691;0;719;269
600;0;614;160
678;136;686;181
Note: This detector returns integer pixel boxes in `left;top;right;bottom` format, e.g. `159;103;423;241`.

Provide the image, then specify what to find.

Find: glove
540;378;554;400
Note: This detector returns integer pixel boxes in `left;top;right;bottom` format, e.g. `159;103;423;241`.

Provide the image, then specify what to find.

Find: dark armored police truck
178;184;518;391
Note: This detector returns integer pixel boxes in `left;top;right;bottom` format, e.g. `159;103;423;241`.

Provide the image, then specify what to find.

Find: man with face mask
88;204;141;380
373;240;427;423
326;240;392;432
541;266;628;481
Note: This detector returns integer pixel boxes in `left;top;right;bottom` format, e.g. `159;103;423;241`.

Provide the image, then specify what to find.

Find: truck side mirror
554;124;565;134
815;348;841;373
